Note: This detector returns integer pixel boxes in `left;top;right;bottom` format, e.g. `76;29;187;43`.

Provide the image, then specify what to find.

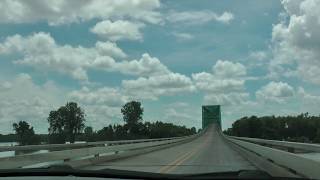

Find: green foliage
0;134;17;142
12;121;40;145
228;113;320;143
86;121;197;141
121;101;143;128
2;101;196;144
83;126;95;142
48;102;85;143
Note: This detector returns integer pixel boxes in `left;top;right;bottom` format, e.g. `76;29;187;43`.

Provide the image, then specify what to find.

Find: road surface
83;125;256;174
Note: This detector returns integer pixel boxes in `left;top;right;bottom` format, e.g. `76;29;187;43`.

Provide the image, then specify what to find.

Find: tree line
224;113;320;143
10;101;197;145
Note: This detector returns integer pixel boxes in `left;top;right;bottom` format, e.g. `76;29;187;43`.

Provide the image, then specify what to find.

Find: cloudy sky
0;0;320;134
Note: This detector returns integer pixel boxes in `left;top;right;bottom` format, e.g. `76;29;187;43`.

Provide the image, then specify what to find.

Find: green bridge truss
202;105;221;129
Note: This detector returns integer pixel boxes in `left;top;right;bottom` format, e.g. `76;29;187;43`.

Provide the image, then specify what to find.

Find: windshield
0;0;319;179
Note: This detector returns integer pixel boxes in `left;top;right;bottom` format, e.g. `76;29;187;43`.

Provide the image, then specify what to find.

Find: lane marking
162;149;198;173
158;150;195;173
159;134;211;174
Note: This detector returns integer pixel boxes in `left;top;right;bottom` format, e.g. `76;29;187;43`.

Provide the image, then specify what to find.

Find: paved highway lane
83;125;256;174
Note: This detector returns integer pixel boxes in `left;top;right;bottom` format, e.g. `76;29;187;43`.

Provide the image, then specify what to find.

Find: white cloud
122;73;196;100
0;73;131;133
192;60;246;94
172;32;194;40
69;86;127;107
95;41;127;58
192;60;248;106
256;81;294;103
91;20;145;41
192;72;245;93
167;11;234;25
270;0;320;84
0;33;170;81
163;108;200;128
115;53;171;77
204;92;250;106
161;102;201;128
296;87;320;113
68;86;128;128
0;0;162;25
0;73;65;134
249;51;267;61
0;32;113;81
213;60;246;77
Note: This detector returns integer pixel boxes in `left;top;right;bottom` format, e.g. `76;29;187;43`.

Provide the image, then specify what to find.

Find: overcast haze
1;0;320;134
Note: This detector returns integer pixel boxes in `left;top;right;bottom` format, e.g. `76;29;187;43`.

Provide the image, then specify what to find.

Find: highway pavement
83;125;256;174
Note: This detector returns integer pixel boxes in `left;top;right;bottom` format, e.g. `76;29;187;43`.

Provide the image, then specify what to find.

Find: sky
1;0;320;134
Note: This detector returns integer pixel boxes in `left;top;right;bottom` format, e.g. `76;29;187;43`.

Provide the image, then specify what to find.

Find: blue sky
1;0;320;134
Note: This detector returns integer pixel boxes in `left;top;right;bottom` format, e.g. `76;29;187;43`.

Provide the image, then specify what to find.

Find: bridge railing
223;134;320;179
228;136;320;153
0;136;191;152
0;133;202;169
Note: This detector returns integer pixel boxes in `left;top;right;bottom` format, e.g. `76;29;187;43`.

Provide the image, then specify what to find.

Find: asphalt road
83;125;256;174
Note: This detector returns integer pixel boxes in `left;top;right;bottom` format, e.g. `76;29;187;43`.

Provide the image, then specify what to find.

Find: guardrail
224;135;320;179
0;136;189;152
229;136;320;153
0;133;201;169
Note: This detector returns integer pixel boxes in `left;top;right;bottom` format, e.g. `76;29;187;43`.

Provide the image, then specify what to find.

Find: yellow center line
158;150;195;173
162;149;198;173
159;135;210;174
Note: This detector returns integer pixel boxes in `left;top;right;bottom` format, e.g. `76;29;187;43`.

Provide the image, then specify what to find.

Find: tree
84;126;94;142
227;113;320;143
314;129;320;143
48;102;86;143
97;125;114;140
13;121;40;145
121;101;143;132
48;110;66;143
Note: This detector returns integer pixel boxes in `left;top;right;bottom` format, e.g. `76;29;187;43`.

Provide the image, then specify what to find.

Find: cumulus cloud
158;102;201;128
192;60;246;93
0;32;170;81
270;0;320;84
213;60;246;77
0;0;162;25
249;51;267;61
0;73;130;133
256;81;294;103
0;33;116;81
172;32;194;40
68;86;127;128
192;72;244;93
0;73;65;134
192;60;248;106
115;54;170;77
297;87;320;102
95;41;127;58
69;86;127;107
122;73;196;100
163;108;200;128
204;92;250;106
91;20;145;41
167;11;234;25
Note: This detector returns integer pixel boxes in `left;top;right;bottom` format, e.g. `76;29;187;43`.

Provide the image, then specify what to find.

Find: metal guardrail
0;136;188;152
224;135;320;179
0;133;201;169
229;136;320;153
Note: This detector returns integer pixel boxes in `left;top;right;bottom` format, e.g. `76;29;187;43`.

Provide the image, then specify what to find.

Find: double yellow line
158;135;211;174
158;148;201;173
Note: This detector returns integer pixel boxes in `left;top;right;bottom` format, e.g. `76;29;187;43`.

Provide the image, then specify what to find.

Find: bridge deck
83;125;256;174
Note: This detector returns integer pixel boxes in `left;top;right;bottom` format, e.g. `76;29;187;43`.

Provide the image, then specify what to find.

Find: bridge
1;105;320;178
